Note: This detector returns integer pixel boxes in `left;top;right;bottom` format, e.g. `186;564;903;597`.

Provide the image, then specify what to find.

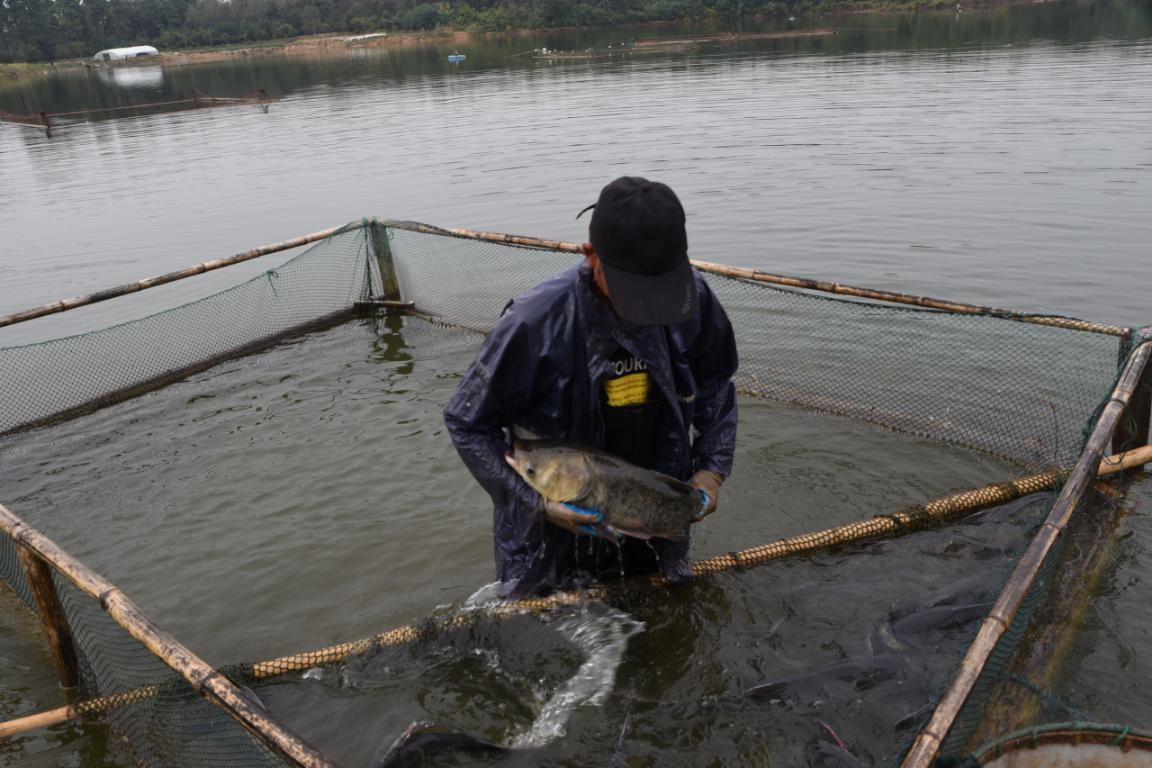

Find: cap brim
600;258;697;326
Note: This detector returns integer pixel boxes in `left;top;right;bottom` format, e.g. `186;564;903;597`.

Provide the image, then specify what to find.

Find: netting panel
0;225;374;436
386;230;1122;471
389;228;581;333
0;531;36;610
52;571;295;768
712;275;1121;470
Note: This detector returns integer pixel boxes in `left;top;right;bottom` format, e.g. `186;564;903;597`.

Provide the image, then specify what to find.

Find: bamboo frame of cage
4;444;1150;740
0;504;334;768
900;340;1152;768
1;219;1132;339
0;219;1147;749
0;91;275;133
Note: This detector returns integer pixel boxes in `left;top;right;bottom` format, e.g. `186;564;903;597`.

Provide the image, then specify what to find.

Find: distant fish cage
0;88;275;134
0;218;1150;766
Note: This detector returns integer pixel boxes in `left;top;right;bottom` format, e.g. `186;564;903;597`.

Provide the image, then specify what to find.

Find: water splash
511;602;644;748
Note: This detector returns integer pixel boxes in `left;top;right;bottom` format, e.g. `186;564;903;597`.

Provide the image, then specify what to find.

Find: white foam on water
463;581;504;607
511;603;644;748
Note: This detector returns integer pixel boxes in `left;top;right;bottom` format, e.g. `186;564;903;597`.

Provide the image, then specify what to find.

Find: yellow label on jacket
603;372;651;407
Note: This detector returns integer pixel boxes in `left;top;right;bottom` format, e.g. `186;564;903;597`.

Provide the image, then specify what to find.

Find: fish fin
370;721;508;768
607;525;654;541
512;424;540;441
745;680;789;700
607;526;691;542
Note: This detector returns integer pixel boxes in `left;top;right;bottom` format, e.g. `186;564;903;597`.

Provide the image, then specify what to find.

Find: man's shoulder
502;263;584;326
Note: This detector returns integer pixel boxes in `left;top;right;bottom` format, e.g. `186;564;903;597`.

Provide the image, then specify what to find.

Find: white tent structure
92;46;159;61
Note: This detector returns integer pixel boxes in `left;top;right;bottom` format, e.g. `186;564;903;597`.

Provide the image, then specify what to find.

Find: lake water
1;2;1151;766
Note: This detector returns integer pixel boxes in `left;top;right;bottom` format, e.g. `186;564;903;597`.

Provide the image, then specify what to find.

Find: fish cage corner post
1112;327;1152;459
367;219;401;301
13;541;79;692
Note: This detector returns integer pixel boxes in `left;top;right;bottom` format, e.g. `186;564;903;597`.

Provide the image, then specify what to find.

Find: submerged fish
745;652;906;702
505;440;704;540
370;722;510;768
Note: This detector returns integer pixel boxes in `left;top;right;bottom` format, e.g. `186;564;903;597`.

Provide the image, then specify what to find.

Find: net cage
0;218;1149;767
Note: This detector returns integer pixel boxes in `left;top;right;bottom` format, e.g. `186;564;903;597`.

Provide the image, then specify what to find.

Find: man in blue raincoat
444;177;739;596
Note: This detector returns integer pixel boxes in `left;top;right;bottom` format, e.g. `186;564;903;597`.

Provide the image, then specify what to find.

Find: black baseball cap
576;176;697;326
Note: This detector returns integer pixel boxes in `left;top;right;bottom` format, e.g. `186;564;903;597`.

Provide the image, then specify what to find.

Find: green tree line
1;0;813;62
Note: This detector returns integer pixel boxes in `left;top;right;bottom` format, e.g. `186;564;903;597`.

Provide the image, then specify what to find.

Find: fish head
505;441;592;502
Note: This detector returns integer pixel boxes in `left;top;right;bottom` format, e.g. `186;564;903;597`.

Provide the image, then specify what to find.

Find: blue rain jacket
443;263;739;596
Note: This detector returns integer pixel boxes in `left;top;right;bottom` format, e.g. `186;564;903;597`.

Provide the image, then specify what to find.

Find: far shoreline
0;0;1054;90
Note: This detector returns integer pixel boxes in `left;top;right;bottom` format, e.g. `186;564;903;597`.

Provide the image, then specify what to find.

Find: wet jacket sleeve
689;281;739;478
442;309;545;551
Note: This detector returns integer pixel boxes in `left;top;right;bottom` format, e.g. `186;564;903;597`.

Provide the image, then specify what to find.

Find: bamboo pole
2;217;1128;340
20;93;273;121
0;706;77;739
378;220;1129;337
900;340;1152;768
4;445;1151;740
243;445;1152;680
0;223;355;329
381;219;584;254
1115;328;1152;454
0;118;51;131
689;260;1130;337
368;221;402;301
0;685;160;739
965;478;1123;747
14;542;79;690
0;504;334;768
44;98;198;118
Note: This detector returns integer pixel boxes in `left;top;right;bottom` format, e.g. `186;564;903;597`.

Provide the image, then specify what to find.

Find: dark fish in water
812;721;866;768
370;722;509;768
891;602;990;640
871;601;993;653
894;703;934;732
812;739;866;768
506;440;704;540
745;652;906;702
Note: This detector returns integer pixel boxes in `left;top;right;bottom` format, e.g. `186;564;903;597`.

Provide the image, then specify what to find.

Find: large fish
505;440;705;540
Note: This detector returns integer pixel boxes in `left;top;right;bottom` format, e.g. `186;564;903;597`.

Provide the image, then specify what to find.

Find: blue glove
695;489;711;521
563;503;605;536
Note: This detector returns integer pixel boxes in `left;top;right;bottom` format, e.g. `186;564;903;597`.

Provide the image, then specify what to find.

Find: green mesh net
52;574;296;768
0;530;36;611
0;222;377;437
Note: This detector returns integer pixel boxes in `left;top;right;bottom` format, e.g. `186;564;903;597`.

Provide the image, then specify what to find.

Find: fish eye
526;467;536;477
